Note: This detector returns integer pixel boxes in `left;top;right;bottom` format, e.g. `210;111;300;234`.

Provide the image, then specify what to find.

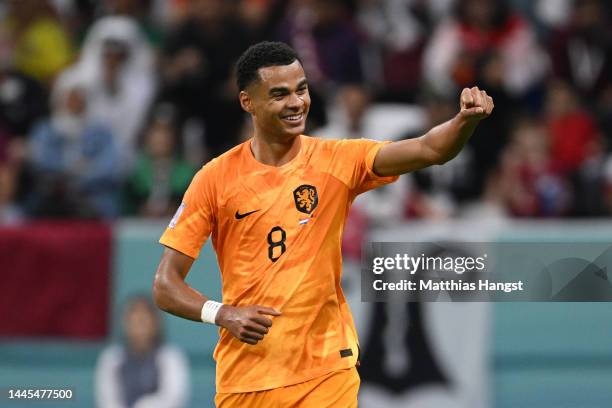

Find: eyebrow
268;79;308;96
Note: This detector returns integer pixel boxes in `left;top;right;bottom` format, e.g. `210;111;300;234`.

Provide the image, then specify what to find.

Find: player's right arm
153;246;281;345
153;247;201;322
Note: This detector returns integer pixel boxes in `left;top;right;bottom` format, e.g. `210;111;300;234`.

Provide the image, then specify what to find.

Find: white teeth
284;114;302;121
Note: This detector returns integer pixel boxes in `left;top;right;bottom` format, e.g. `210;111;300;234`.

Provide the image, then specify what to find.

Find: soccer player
153;41;493;407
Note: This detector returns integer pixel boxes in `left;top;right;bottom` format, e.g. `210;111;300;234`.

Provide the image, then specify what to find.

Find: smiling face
239;60;311;142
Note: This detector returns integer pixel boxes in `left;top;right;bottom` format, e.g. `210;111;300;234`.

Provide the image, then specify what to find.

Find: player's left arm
373;86;494;177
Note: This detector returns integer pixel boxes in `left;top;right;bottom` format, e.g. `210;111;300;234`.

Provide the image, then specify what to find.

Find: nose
286;92;304;110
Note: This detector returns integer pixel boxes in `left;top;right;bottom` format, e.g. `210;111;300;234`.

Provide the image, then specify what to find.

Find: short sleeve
338;139;399;195
159;162;217;259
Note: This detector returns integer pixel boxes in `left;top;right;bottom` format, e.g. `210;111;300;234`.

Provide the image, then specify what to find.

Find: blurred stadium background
0;0;611;407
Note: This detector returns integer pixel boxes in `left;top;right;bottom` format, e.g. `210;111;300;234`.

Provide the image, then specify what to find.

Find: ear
239;91;253;114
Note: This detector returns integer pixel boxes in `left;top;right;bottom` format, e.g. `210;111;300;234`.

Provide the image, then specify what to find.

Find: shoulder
307;136;381;152
304;135;380;159
187;142;247;198
303;134;343;153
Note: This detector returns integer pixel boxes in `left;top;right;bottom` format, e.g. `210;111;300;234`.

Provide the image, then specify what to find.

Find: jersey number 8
267;226;287;262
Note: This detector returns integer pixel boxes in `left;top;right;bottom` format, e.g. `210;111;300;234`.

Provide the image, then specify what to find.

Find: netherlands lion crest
293;184;318;214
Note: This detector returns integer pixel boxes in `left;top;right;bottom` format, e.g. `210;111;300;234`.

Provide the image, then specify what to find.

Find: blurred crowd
0;0;611;224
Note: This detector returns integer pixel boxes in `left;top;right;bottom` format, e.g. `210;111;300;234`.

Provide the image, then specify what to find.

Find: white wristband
201;300;223;324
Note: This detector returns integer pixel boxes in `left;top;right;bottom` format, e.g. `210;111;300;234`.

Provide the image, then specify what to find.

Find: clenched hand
216;305;281;345
459;86;494;122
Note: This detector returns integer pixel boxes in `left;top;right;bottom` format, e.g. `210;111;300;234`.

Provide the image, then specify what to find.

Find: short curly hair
236;41;300;91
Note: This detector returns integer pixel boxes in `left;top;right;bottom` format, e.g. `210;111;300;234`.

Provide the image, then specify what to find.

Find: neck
251;133;301;167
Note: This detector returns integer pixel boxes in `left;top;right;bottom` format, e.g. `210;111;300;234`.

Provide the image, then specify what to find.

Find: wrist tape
201;300;223;324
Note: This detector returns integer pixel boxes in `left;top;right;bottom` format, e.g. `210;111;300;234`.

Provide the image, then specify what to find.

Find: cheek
251;102;269;118
266;102;284;116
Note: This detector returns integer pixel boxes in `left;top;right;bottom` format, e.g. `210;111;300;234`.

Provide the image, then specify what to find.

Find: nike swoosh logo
235;209;260;219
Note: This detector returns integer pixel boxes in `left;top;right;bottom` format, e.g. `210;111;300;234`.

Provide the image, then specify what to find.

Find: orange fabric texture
215;367;360;407
159;135;397;393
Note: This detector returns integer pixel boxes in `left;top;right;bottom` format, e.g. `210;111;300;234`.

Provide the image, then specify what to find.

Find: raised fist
459;86;494;122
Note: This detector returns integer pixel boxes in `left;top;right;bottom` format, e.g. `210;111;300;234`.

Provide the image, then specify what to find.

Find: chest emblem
293;184;318;214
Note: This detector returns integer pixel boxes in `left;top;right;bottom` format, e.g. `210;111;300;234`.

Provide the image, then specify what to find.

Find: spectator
276;0;365;129
0;67;48;138
123;105;196;217
27;68;121;218
545;80;601;176
277;0;364;87
356;0;446;101
75;16;156;172
544;80;606;215
0;65;47;217
95;295;190;408
315;85;371;140
1;0;74;84
423;0;548;98
160;0;248;159
238;0;290;42
548;0;612;104
102;0;166;48
497;118;569;216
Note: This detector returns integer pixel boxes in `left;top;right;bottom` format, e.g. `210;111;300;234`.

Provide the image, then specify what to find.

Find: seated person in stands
123;106;195;218
28;69;121;218
95;295;190;408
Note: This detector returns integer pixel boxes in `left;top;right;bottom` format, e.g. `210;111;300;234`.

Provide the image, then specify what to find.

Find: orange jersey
159;135;397;393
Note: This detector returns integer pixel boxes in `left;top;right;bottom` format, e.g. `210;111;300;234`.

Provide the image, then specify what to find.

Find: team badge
293;184;318;214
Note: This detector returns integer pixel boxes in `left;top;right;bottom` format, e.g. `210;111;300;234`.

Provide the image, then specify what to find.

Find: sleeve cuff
159;237;199;259
364;141;399;182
